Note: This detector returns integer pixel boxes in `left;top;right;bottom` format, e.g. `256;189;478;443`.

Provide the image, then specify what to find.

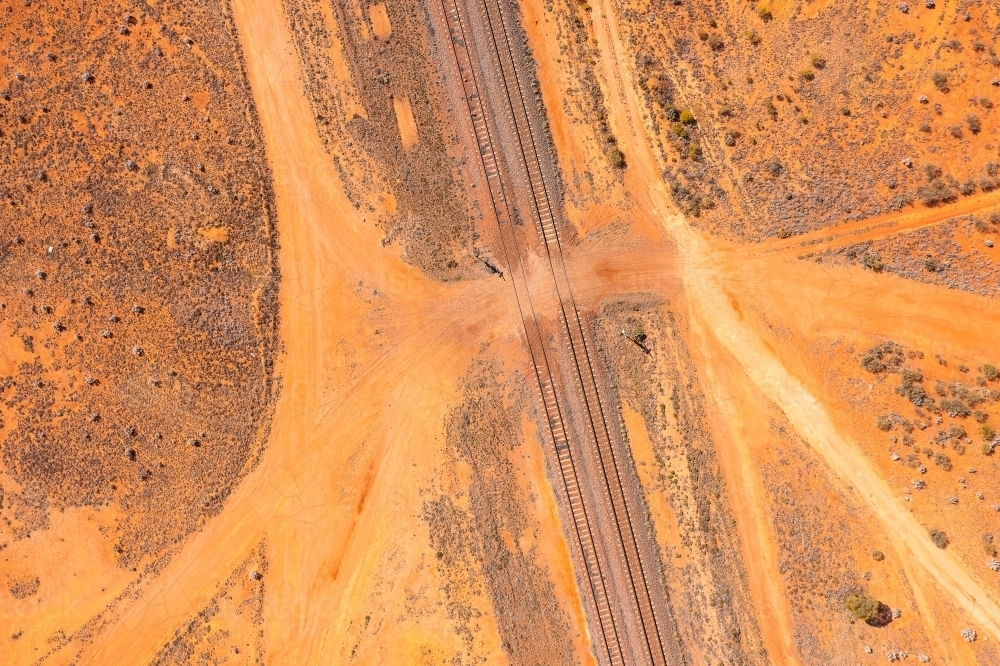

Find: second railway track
435;0;682;663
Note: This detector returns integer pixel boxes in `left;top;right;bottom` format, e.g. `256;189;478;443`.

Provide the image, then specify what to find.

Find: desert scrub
800;68;815;81
862;252;884;272
932;71;948;91
860;342;904;373
933;452;952;471
810;53;826;68
983;364;999;381
929;528;949;549
941;398;971;418
967;114;981;134
679;109;696;124
606;145;626;169
919;180;956;206
877;415;893;431
982;425;996;441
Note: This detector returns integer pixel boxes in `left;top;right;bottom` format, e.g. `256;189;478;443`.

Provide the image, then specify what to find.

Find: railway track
436;0;679;663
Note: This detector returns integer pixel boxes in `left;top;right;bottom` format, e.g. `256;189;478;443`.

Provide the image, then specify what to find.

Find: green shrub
800;68;815;81
919;180;956;206
896;377;928;406
846;592;880;621
679;109;696;124
933;452;952;471
941;398;970;418
756;3;772;19
967;114;982;134
929;528;949;549
672;123;688;139
982;424;996;441
687;143;702;159
862;253;884;272
860;342;903;373
746;29;761;45
606;145;626;169
810;53;826;68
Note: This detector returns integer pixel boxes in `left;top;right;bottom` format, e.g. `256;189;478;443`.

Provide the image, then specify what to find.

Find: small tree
846;592;881;622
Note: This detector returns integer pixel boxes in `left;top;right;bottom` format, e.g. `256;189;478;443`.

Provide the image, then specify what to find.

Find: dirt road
588;0;1000;649
51;0;526;661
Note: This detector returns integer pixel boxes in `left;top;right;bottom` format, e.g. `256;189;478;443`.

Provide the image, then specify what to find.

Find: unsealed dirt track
588;0;1000;647
9;0;1000;661
45;0;521;661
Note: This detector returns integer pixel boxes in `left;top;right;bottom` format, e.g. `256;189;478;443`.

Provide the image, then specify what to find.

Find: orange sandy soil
3;0;590;663
7;0;1000;662
580;0;1000;658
